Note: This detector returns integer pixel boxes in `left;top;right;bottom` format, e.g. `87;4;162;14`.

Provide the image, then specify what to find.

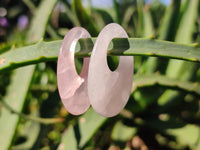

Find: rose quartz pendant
57;27;91;115
88;23;134;117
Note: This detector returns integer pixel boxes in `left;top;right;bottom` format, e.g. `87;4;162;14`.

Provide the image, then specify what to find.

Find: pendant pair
57;23;133;117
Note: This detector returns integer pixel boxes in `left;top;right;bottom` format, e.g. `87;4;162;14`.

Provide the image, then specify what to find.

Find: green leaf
121;6;136;31
0;1;58;149
58;108;107;150
113;0;121;24
1;38;200;72
158;0;200;106
158;0;181;41
27;0;58;43
132;74;200;96
166;0;199;79
12;121;40;150
167;124;200;149
139;5;155;74
140;0;181;75
92;8;114;30
0;66;35;150
137;0;144;37
143;6;154;38
72;0;98;36
0;43;13;54
111;121;137;142
0;41;61;72
175;0;198;44
61;1;80;26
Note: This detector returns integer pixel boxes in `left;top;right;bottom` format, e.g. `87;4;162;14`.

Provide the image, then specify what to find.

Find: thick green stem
0;38;200;73
132;74;200;96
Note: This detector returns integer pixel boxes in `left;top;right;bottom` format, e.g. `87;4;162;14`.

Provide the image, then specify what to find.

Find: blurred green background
0;0;200;149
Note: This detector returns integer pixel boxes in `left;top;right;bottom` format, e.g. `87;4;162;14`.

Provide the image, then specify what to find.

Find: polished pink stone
57;27;91;115
88;23;134;117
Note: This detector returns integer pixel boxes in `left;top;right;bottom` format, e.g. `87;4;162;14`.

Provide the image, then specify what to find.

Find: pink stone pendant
57;27;91;115
88;23;134;117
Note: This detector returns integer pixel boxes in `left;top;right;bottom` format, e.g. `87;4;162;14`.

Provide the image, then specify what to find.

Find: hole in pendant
106;38;129;71
75;57;83;75
107;56;119;71
74;40;83;75
74;38;93;74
